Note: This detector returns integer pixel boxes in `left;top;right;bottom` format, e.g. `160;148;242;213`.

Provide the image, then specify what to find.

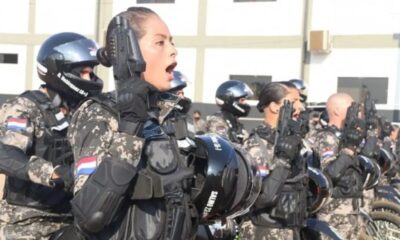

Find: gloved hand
116;80;158;135
50;165;74;191
342;128;364;150
366;115;380;130
275;135;302;161
361;136;380;158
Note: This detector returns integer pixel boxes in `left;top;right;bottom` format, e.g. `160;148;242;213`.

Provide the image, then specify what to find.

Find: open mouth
165;62;177;74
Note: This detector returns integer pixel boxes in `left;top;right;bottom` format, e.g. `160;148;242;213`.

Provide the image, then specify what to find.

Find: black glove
366;115;380;130
275;135;302;161
50;165;74;191
116;80;158;135
361;136;380;158
342;128;364;150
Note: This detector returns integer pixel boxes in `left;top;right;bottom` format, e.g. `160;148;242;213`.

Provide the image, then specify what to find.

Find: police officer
206;80;253;144
0;32;103;239
240;82;304;240
310;93;365;239
61;7;198;239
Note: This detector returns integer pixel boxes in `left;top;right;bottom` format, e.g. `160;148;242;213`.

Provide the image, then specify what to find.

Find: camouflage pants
239;220;293;240
0;220;70;240
318;198;364;240
319;212;363;240
362;189;375;212
0;200;72;240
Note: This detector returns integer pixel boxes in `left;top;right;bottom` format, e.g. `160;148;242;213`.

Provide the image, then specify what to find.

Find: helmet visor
54;38;99;66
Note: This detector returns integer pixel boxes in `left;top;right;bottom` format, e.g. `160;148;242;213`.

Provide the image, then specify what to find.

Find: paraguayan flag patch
76;156;97;176
6;117;28;131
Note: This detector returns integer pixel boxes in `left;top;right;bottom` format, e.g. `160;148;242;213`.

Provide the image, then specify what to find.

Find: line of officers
0;14;398;240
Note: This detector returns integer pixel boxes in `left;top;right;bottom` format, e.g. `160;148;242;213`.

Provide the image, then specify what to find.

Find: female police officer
240;81;304;240
52;7;200;240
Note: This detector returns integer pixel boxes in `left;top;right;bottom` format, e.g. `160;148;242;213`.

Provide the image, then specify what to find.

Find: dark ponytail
256;82;289;112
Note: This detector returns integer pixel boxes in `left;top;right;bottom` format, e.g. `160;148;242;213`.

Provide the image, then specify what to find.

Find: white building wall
308;0;400;107
203;48;302;103
308;49;399;108
35;0;97;35
112;0;199;36
311;0;400;35
0;45;27;94
0;0;29;33
207;0;304;36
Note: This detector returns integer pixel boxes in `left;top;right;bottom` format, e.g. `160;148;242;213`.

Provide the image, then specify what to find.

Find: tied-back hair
256;82;295;112
119;7;157;39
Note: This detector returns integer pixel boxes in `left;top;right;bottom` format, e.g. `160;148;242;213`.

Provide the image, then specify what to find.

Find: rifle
341;102;365;149
274;101;308;240
97;15;146;89
274;100;296;148
362;86;378;130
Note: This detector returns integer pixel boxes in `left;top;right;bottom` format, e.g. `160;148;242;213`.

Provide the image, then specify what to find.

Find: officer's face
284;88;301;119
79;67;93;81
139;15;178;92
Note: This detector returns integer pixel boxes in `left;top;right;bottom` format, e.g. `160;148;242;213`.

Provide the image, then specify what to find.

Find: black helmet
169;71;187;93
37;32;103;102
215;80;253;117
288;79;307;103
307;167;332;214
377;148;394;174
358;155;381;190
191;135;261;223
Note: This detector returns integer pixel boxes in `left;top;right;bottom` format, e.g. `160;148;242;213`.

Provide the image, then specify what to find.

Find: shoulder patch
321;150;335;158
6;117;28;131
76;156;97;176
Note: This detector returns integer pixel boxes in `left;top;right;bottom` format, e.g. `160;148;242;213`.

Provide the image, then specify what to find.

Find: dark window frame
0;53;18;64
337;77;388;104
229;74;272;100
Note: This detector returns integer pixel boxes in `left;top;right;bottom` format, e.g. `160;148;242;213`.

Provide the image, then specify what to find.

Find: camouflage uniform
206;111;248;144
311;126;363;240
239;123;293;240
0;92;72;240
68;93;196;239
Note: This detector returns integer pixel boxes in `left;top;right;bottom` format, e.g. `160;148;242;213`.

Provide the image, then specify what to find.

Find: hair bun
96;47;112;67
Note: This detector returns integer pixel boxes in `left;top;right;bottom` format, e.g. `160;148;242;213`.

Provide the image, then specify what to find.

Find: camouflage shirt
0;91;72;236
244;123;290;176
206;111;249;144
68;92;180;193
309;125;362;239
0;93;60;187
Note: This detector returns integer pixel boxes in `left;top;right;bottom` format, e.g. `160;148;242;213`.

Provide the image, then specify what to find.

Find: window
137;0;174;3
234;0;276;2
337;77;388;104
0;54;18;64
229;74;272;100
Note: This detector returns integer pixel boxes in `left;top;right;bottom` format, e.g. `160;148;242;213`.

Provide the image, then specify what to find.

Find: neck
329;117;343;129
264;112;278;129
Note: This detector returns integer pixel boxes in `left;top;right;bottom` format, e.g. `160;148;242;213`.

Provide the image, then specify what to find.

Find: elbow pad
71;157;137;234
324;153;353;182
254;167;290;209
0;142;30;181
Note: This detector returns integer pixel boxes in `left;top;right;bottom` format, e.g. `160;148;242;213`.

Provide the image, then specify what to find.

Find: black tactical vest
319;126;363;199
253;124;308;228
86;93;197;240
5;90;73;213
